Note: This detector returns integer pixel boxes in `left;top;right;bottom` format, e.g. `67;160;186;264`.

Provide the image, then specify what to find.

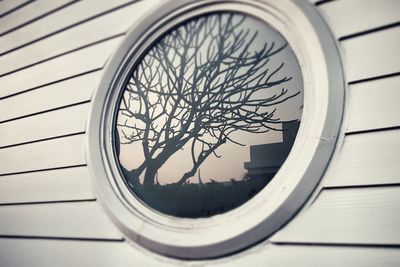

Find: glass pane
114;12;303;218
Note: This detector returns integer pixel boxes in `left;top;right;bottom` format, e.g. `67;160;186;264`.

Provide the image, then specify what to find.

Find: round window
115;12;303;218
88;0;344;259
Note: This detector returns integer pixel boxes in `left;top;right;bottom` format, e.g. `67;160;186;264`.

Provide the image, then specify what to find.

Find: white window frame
87;0;344;259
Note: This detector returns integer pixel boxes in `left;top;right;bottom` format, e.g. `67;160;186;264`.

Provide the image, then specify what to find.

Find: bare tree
117;13;299;187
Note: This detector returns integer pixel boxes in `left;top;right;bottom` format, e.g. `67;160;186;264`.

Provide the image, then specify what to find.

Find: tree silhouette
117;13;299;187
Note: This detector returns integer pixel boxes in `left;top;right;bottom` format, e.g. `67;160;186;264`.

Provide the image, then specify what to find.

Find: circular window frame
87;0;344;259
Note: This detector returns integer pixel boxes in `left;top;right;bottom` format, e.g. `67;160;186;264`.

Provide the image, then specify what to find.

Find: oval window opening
114;12;303;218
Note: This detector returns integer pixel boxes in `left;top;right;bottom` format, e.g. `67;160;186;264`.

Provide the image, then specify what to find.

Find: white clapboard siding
0;37;122;98
0;99;89;138
0;134;85;175
0;0;132;55
323;129;400;187
0;238;167;267
0;103;89;147
343;27;400;82
0;71;101;123
0;201;122;240
0;0;398;265
0;0;31;17
0;0;72;35
0;167;94;204
211;244;400;267
1;240;399;267
0;0;158;76
319;0;400;38
346;75;400;133
271;186;400;245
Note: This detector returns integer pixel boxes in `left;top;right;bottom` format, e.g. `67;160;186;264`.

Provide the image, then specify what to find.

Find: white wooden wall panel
0;238;166;267
210;244;400;267
0;71;100;123
0;134;85;175
0;103;89;147
0;0;399;265
0;0;72;35
0;167;94;204
0;37;122;98
346;75;400;133
0;0;31;18
319;0;400;38
323;130;400;187
0;201;122;239
0;0;157;76
0;239;399;267
0;0;133;55
343;27;400;82
271;186;400;244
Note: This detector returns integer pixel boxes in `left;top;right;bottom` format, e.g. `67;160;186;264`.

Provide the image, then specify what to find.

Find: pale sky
117;13;303;184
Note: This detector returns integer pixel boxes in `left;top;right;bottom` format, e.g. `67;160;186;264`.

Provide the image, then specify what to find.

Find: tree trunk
141;138;194;187
143;163;158;187
177;168;197;185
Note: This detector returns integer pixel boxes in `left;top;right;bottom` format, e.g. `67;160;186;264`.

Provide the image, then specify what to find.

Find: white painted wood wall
0;0;399;266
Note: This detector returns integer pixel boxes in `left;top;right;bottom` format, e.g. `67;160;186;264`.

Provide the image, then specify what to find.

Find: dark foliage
132;177;273;218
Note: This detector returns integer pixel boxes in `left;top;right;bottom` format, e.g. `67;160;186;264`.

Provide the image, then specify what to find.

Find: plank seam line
0;68;102;100
314;0;336;6
271;241;400;249
308;186;324;206
0;0;141;57
0;0;35;19
0;32;125;78
0;164;87;177
323;183;400;190
0;236;125;243
345;125;400;136
348;71;400;85
0;199;97;206
0;100;91;124
339;22;400;41
0;0;80;37
0;131;85;150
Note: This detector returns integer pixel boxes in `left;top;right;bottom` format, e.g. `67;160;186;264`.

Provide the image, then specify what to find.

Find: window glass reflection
115;12;303;218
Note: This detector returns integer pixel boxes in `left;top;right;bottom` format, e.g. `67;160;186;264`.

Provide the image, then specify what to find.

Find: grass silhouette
132;177;272;218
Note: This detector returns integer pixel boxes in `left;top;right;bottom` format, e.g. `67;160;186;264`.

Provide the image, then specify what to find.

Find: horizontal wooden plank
212;244;400;267
0;71;100;123
0;0;157;76
0;238;167;267
0;103;89;147
0;239;399;267
0;37;122;98
343;27;400;82
0;0;71;36
319;0;400;38
0;134;85;175
323;129;400;187
0;167;94;204
0;201;121;240
0;0;132;55
271;186;400;245
346;75;400;133
0;0;32;17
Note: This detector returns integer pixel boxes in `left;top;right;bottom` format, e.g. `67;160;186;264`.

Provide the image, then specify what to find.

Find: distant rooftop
244;121;300;180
